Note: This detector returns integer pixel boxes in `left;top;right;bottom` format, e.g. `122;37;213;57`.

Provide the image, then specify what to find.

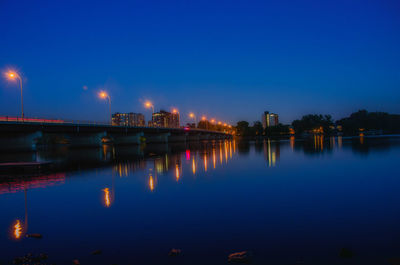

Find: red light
0;116;64;123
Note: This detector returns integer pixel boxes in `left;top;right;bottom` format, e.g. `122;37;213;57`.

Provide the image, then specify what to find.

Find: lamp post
211;119;216;131
201;116;208;130
144;101;155;127
189;112;197;128
172;108;180;128
145;101;154;113
99;91;111;124
6;71;24;120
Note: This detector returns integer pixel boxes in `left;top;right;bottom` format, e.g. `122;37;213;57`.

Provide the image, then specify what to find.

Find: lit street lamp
201;116;208;130
189;112;197;127
145;101;154;113
99;90;111;124
6;71;24;120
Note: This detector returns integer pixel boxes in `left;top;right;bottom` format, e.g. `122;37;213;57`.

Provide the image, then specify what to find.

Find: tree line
234;110;400;137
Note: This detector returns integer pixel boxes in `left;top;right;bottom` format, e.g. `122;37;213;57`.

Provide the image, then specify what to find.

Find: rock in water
13;253;48;264
228;251;252;263
91;249;102;255
26;233;43;239
339;248;354;258
388;258;400;265
168;248;182;256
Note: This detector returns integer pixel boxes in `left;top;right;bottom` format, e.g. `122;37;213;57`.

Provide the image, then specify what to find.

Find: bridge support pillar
0;132;42;151
168;134;187;143
208;135;217;140
109;132;144;145
187;134;200;142
199;134;210;141
145;133;171;143
67;132;106;148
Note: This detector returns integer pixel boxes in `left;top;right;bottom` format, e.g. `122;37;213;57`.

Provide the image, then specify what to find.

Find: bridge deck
0;121;231;135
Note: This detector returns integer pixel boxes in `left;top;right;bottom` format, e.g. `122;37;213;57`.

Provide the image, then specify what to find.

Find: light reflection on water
1;137;400;264
12;219;22;240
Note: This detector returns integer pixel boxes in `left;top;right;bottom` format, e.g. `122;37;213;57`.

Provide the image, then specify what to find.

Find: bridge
0;118;233;151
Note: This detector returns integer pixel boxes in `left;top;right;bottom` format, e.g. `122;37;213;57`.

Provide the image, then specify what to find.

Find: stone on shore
168;248;182;256
91;249;102;255
388;258;400;265
228;251;252;263
13;253;48;264
26;233;43;239
339;248;354;258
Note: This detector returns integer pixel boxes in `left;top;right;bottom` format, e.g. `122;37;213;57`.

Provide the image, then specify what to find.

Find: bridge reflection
2;136;397;198
0;173;66;194
0;140;238;200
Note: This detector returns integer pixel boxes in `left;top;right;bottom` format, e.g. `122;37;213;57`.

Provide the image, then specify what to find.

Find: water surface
1;136;400;264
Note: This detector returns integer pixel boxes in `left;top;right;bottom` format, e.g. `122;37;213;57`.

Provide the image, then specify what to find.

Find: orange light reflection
103;188;111;207
13;220;22;239
149;175;155;191
175;164;180;182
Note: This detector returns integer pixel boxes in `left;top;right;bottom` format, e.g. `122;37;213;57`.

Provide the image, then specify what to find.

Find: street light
210;119;216;131
189;112;197;127
144;101;154;113
201;116;208;130
171;108;180;128
99;90;111;124
6;71;24;120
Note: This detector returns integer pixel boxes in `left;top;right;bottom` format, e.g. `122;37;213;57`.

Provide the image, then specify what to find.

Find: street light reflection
204;153;207;172
192;157;196;175
213;148;216;169
103;188;111;207
149;175;155;191
13;219;23;240
175;164;180;181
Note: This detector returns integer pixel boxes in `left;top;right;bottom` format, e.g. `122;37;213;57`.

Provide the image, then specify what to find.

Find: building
151;110;180;128
262;111;279;129
112;112;145;127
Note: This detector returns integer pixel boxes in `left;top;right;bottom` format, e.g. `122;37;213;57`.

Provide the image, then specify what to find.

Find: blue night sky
1;0;399;125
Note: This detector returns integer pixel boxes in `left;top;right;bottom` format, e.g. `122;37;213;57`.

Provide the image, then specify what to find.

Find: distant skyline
1;0;399;125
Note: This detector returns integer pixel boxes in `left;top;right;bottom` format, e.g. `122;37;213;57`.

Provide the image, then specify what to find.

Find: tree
236;121;250;136
252;121;263;136
265;124;290;136
337;110;400;135
292;114;334;135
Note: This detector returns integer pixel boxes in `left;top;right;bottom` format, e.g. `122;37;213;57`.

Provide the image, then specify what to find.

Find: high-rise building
151;110;180;128
262;111;279;129
112;112;145;127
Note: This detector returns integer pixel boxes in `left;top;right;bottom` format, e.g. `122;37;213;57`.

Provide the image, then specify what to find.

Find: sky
1;0;399;125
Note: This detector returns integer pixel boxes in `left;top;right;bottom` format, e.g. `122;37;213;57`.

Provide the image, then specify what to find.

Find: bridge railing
0;116;111;126
0;116;234;134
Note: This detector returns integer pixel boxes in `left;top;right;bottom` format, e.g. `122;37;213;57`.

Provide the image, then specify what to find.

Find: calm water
1;136;400;264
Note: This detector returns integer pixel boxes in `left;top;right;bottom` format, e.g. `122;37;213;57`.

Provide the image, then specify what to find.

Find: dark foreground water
1;136;400;265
